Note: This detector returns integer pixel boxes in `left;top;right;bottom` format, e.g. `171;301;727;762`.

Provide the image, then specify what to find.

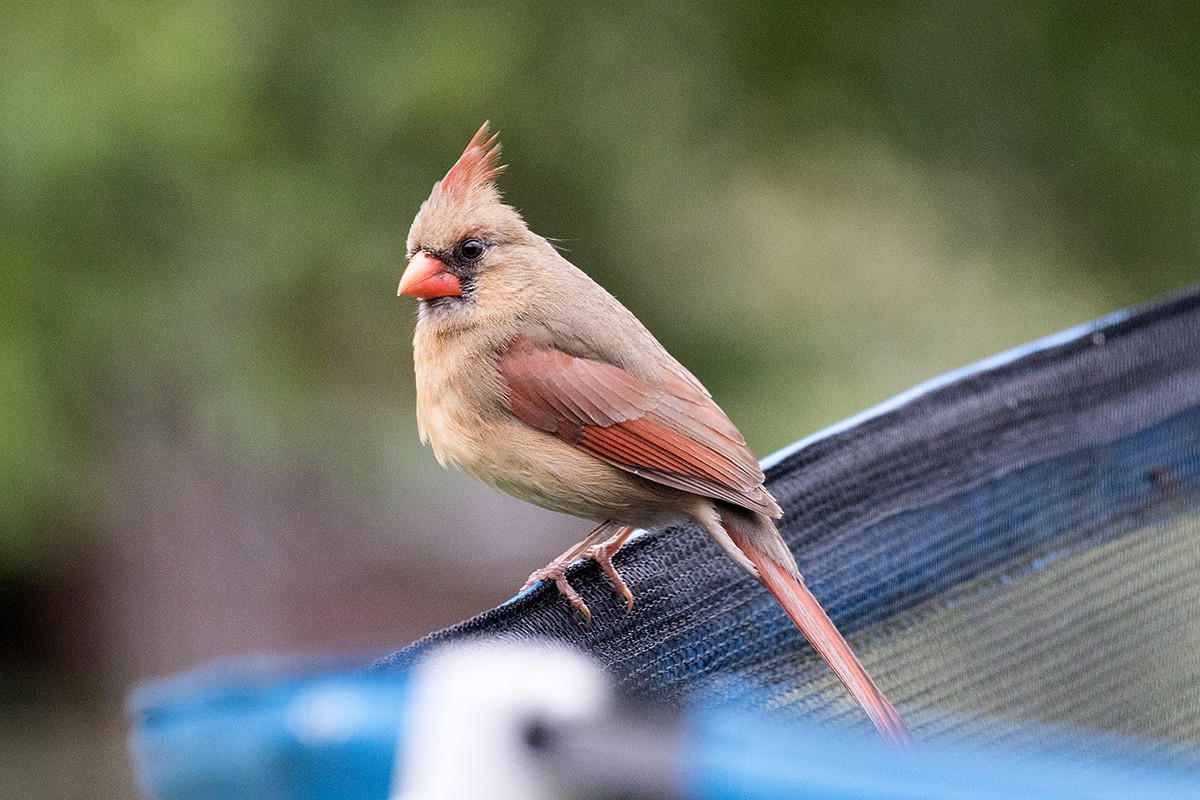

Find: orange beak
398;252;462;300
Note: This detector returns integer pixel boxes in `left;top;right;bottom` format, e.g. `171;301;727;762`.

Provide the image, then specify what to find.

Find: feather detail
499;337;781;518
438;121;506;198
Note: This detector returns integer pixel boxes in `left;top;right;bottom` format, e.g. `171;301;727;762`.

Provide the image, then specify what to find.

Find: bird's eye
459;238;485;261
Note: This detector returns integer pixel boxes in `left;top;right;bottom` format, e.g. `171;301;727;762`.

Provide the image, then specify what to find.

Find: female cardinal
397;123;909;746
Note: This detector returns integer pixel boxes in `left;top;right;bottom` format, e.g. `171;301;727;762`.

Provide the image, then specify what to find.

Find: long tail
718;506;911;748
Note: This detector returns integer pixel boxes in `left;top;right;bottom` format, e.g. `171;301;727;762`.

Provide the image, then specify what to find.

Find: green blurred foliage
2;1;1196;571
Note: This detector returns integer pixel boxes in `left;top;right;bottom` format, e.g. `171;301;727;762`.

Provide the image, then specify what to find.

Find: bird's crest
438;122;505;198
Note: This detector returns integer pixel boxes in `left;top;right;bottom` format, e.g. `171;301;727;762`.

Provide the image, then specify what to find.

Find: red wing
499;338;781;518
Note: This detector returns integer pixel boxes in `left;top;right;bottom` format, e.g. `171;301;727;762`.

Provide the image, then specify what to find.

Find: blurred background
2;1;1197;796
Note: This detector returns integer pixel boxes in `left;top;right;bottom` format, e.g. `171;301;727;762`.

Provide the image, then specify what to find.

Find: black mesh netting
376;287;1200;760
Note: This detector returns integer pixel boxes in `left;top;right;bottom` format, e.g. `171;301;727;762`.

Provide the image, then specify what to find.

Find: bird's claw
522;564;594;626
522;536;635;626
588;540;635;613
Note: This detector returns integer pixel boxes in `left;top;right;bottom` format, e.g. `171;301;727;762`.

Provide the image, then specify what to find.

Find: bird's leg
521;521;636;625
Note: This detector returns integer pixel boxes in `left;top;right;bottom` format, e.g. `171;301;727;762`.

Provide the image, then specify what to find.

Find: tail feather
720;509;911;748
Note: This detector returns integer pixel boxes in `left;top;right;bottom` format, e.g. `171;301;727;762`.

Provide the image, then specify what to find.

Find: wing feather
499;337;781;518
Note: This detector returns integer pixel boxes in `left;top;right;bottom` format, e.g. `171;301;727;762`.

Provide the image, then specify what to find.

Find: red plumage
438;121;505;198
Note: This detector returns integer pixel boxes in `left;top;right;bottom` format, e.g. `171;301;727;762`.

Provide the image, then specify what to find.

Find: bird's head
401;123;545;327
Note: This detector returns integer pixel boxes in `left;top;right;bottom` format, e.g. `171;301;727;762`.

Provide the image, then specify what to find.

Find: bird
397;122;910;746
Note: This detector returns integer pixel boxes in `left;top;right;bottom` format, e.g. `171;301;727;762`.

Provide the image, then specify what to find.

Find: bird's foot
521;560;596;626
586;536;635;613
521;524;637;626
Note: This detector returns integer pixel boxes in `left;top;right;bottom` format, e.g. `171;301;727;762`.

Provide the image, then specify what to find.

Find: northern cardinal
398;123;909;746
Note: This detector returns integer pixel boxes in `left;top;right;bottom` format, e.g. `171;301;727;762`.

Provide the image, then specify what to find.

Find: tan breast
412;325;502;471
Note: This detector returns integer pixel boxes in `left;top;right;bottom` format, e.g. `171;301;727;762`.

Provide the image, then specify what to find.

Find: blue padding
128;656;408;800
130;659;1200;800
685;707;1200;800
